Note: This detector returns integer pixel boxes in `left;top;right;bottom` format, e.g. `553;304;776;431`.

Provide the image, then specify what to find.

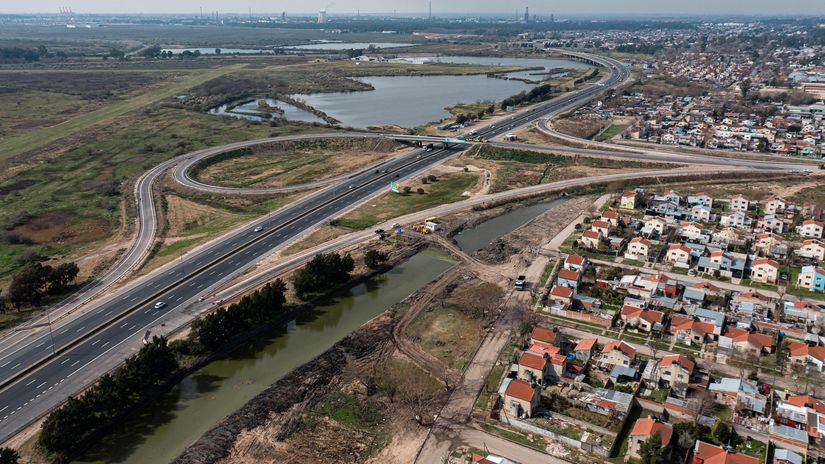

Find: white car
253;226;263;232
154;301;166;309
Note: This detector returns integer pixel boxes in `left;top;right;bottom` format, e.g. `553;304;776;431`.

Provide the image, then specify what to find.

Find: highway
0;50;635;443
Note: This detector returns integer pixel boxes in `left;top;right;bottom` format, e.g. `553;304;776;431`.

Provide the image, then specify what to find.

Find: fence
498;412;611;457
548;307;614;327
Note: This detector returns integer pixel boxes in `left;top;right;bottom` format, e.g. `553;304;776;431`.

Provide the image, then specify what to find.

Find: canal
454;198;567;252
74;250;455;464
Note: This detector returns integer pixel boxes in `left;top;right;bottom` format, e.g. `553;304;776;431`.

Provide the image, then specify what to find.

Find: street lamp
45;309;56;357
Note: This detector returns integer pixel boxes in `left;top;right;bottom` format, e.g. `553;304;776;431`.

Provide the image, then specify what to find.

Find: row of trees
39;280;290;457
189;281;287;352
2;262;79;310
500;84;553;110
0;46;49;64
455;103;496;125
292;252;355;299
38;337;179;457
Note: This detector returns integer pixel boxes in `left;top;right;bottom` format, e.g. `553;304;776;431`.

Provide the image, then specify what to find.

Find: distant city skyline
1;0;823;16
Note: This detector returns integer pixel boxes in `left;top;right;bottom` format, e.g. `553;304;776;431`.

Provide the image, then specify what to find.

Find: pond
454;199;567;252
291;74;534;128
73;250;456;464
209;98;327;124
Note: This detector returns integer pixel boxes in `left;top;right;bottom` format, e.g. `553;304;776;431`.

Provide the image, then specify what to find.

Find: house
721;327;773;355
759;214;786;234
754;233;781;254
691;440;760;464
599;341;636;369
720;210;750;229
657;190;682;205
574;338;598;361
581;230;602;249
557;269;582;289
774;448;804;464
549;285;574;304
655;355;694;387
798;219;824;239
694;308;725;335
680;221;706;240
592;219;612;237
621;191;639;209
625;237;652;261
621;306;665;332
666;244;692;265
713;227;746;246
788;341;825;372
530;326;559;347
797;239;825;261
708;378;767;415
691;205;712;222
783;300;820;325
564;254;588;272
796;266;825;293
688;192;714;208
627;418;673;461
517;351;548;385
697;250;747;279
503;378;540;418
584;388;634;417
601;210;623;227
765;197;788;215
750;258;779;284
670;315;716;346
642;217;667;236
730;194;750;212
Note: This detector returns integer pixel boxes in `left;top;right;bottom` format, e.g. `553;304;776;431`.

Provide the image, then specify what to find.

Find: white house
687;192;713;208
730;194;750;212
625;237;652;261
797;239;825;261
764;197;788;215
620;191;639;209
666;244;692;265
750;258;779;284
691;205;712;222
798;219;824;239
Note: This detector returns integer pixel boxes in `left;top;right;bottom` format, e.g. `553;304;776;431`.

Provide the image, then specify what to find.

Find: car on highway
154;301;167;309
348;184;354;189
416;155;422;159
382;169;388;173
253;226;263;232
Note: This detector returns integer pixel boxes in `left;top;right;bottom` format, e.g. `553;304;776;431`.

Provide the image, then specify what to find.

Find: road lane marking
91;339;101;346
101;342;110;349
0;362;8;368
129;325;137;331
104;310;113;316
120;322;129;328
76;326;86;333
25;379;36;386
71;360;80;367
130;296;138;302
60;358;70;365
36;382;46;389
10;363;20;370
35;341;45;348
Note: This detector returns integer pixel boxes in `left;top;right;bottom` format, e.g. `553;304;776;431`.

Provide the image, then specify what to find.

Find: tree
0;290;6;314
292;253;355;299
7;263;48;308
711;420;733;445
364;249;389;270
639;433;667;464
0;448;19;464
455;114;468;125
214;48;221;55
417;188;425;194
402;186;412;195
739;79;752;99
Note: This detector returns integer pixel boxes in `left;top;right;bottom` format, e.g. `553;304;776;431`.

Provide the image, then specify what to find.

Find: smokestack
429;0;432;20
524;6;529;22
318;9;327;23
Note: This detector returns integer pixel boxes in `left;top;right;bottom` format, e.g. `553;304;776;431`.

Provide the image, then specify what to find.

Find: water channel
208;98;327;124
74;250;456;464
454;198;567;252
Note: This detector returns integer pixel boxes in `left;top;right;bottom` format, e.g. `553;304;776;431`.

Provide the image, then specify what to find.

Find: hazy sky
2;0;823;15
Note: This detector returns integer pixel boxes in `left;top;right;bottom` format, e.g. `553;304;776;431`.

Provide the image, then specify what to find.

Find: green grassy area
0;65;243;161
333;173;480;230
0;107;321;280
194;138;396;189
641;388;669;403
406;305;484;371
595;123;629;142
479;423;548;452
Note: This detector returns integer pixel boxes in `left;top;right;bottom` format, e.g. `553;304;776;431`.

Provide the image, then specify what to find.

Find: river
74;250;455;464
454;199;566;252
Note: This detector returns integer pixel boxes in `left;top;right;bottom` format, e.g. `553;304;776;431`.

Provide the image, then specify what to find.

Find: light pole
45;309;56;357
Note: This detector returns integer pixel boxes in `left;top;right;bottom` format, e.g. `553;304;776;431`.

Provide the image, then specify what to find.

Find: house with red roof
797;239;825;262
750;257;779;284
503;378;539;418
599;341;636;369
601;209;624;227
517;351;548;385
574;338;598;361
670;315;716;346
530;326;559;347
722;327;773;356
556;268;582;290
655;355;694;388
625;237;652;261
621;190;639;209
580;229;602;249
666;244;692;265
627;418;673;461
798;219;824;239
549;285;574;305
788;341;825;372
691;440;759;464
564;254;588;273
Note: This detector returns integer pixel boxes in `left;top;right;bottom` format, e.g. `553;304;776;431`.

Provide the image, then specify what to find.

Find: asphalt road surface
0;51;631;442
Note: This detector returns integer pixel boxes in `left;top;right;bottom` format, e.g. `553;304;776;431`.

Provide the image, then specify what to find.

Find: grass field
595;123;629;142
0;65;243;161
332;173;480;230
406;305;483;371
195;138;402;188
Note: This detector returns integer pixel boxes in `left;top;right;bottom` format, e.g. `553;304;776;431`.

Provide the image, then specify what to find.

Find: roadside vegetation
332;172;480;230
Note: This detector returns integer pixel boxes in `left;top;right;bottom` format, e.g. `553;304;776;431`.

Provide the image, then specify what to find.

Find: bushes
364;249;389;270
6;262;79;309
292;252;355;299
39;337;179;457
500;84;554;110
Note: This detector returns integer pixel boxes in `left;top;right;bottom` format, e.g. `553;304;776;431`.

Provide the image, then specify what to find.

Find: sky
1;0;823;15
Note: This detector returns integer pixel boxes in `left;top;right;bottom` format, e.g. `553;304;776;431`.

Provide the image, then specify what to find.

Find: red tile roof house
549;284;574;305
580;229;602;249
670;315;716;347
556;268;582;289
503;378;540;418
691;440;760;464
621;305;664;332
530;326;559;347
517;351;548;385
599;340;636;370
788;341;825;372
627;418;673;461
564;254;588;273
655;355;694;389
723;327;773;356
574;338;598;361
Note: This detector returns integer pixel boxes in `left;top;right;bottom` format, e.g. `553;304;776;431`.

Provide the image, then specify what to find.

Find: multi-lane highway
0;51;635;442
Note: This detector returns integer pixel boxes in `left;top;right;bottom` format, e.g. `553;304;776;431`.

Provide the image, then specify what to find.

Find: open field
0;65;243;161
332;172;481;230
194;138;406;188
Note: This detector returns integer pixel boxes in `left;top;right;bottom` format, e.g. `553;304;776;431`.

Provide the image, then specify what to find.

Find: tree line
37;251;361;458
1;261;79;311
500;84;553;110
